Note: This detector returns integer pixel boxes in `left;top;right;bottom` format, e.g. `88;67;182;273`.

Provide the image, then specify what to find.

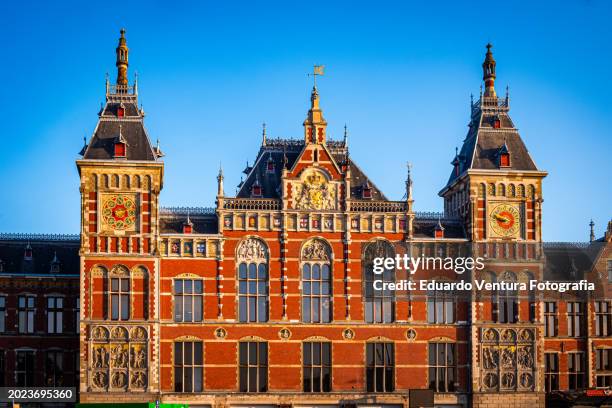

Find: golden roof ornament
116;28;129;88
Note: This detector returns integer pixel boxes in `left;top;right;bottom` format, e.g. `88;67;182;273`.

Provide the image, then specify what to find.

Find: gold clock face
489;202;521;238
101;194;137;233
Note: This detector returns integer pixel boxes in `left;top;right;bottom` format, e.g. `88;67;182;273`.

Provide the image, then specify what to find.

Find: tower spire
262;122;267;146
406;162;413;202
482;43;497;97
589;219;595;242
217;163;224;197
304;66;327;144
116;28;129;88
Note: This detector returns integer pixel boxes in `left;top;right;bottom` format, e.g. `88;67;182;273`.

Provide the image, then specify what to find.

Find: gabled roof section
235;138;387;200
0;234;80;275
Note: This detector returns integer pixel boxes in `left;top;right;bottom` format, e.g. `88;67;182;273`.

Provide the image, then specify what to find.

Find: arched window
108;265;130;321
496;271;518;323
301;239;332;323
363;240;395;323
237;238;269;323
427;287;456;324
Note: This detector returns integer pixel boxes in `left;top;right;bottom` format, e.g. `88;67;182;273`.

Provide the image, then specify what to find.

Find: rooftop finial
589;219;595;242
116;28;129;88
482;43;497;97
262;122;267;146
344;124;348;144
406;162;413;201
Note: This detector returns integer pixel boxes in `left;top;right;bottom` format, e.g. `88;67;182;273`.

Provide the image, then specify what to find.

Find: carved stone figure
111;326;128;340
302;239;330;261
131;326;146;340
483;372;498;389
501;372;515;388
93;346;109;368
131;371;146;388
131;347;146;369
501;348;515;369
519;329;532;342
93;326;108;340
482;347;499;369
92;371;107;389
520;372;533;389
111;345;128;368
237;238;268;262
501;329;514;342
111;371;127;388
517;346;533;369
214;327;227;339
483;328;497;342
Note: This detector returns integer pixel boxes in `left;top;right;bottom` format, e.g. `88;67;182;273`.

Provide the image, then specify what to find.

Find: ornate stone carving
517;346;533;369
501;348;515;369
342;328;355;340
520;372;533;388
214;327;227;339
482;347;499;369
93;346;109;368
237;238;268;263
294;171;336;210
518;329;532;342
92;371;108;388
111;371;127;388
483;328;498;342
500;328;515;342
501;372;515;389
111;345;128;368
278;328;291;340
130;371;147;388
406;329;417;341
483;372;498;389
301;239;331;261
111;326;128;340
92;326;109;340
130;346;146;369
130;326;147;340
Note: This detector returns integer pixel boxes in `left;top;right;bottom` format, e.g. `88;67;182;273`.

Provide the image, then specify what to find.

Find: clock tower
439;44;547;242
76;29;164;401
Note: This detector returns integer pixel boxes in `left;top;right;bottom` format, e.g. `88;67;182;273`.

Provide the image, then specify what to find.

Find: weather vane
308;65;325;87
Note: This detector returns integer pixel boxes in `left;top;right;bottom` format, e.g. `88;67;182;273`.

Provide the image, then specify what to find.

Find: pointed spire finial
406;162;413;201
589;219;595;242
116;28;129;88
344;124;348;144
482;42;497;97
262;122;267;146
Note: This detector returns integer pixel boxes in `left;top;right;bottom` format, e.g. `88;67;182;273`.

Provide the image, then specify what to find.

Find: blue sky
0;1;610;241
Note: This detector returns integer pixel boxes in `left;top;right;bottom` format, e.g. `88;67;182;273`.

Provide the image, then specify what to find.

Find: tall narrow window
568;352;585;390
595;301;611;337
567;302;584;337
0;296;5;332
301;239;332;323
174;279;204;322
544;302;557;337
596;348;612;388
427;289;456;324
75;298;80;333
496;273;518;323
428;343;456;392
237;238;269;323
45;351;64;386
110;277;130;320
366;342;394;392
47;297;63;334
18;295;35;333
0;350;4;386
174;341;203;392
15;350;35;386
363;241;395;323
303;342;331;392
544;353;559;392
239;342;268;392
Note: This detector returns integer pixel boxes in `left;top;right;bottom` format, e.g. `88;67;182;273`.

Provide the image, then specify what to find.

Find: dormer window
114;125;127;159
24;244;33;261
266;156;275;173
493;116;501;128
434;220;445;239
183;222;193;234
498;141;510;168
117;104;125;118
50;252;60;273
362;185;372;199
114;141;126;158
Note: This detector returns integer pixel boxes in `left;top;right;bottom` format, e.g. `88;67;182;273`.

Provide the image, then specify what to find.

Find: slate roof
543;242;605;281
159;208;219;234
81;93;159;161
0;235;80;275
442;97;540;190
236;138;387;200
